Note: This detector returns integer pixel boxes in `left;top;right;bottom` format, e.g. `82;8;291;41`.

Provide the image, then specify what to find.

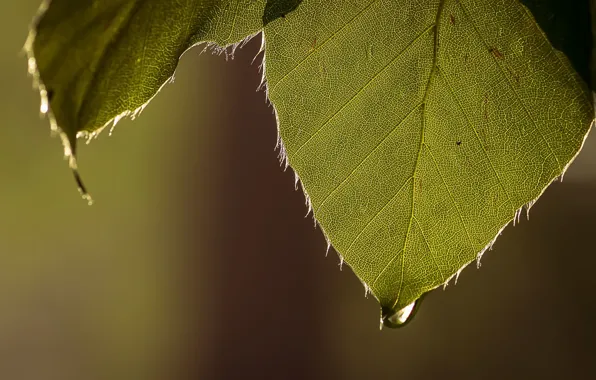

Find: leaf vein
269;0;378;91
437;65;516;214
413;216;446;282
455;0;563;173
423;144;476;255
344;177;414;258
293;23;435;158
392;0;445;309
314;103;424;215
79;2;144;131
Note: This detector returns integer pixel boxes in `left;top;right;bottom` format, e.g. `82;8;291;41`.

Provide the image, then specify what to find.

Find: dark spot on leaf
449;14;455;25
456;140;462;146
415;177;423;193
262;0;303;26
489;47;504;59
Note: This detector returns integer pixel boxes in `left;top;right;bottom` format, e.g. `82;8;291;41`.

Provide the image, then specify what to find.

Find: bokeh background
2;2;596;379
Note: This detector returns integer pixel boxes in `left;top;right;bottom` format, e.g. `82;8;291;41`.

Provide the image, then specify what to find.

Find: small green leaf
263;0;593;325
26;0;268;195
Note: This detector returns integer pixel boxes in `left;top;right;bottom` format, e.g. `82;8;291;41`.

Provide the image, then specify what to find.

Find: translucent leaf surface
26;0;593;326
263;0;593;324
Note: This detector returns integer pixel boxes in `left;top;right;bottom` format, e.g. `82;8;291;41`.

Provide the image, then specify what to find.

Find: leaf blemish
456;140;461;146
449;14;455;25
489;47;504;59
415;177;422;193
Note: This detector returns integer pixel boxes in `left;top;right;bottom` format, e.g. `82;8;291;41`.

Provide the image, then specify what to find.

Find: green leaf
26;0;593;326
520;0;593;90
263;0;593;325
25;0;269;196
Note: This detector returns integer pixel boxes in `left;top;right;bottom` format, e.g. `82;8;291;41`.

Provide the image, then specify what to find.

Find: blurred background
2;1;596;379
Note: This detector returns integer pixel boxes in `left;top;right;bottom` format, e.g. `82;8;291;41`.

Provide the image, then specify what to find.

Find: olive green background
1;1;596;379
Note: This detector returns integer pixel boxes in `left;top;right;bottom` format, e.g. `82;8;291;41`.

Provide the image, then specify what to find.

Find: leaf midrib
385;0;446;308
293;22;436;159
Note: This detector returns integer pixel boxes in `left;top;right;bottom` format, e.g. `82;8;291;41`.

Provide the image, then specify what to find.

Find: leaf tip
67;153;93;205
25;24;92;204
72;167;93;206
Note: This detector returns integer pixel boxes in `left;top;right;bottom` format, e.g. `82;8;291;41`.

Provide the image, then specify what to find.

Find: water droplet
381;300;418;328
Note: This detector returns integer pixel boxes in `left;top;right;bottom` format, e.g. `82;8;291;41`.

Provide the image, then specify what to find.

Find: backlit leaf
263;0;593;325
26;0;593;326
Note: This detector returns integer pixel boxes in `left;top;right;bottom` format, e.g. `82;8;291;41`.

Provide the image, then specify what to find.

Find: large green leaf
263;0;593;326
26;0;593;327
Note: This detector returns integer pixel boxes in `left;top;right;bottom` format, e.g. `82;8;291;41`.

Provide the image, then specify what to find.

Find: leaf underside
27;0;593;325
27;0;269;152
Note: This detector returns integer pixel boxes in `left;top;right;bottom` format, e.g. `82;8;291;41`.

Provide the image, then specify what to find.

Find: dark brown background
1;2;595;379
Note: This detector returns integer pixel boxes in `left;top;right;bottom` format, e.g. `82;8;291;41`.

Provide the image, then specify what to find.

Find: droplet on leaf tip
381;300;417;329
